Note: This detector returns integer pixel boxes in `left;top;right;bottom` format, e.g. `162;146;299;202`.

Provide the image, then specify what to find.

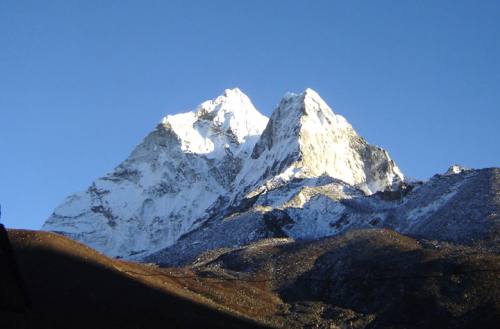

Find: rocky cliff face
42;88;498;262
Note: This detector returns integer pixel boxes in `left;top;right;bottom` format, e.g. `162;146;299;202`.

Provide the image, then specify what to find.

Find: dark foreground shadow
1;230;268;329
0;224;30;329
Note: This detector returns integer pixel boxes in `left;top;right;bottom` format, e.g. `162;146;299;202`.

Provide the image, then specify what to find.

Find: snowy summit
161;88;268;158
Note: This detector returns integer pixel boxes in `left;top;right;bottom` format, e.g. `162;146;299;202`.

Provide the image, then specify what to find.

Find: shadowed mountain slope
0;224;30;329
5;229;270;329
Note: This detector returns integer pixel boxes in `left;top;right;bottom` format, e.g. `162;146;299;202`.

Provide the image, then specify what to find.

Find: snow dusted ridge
43;88;407;259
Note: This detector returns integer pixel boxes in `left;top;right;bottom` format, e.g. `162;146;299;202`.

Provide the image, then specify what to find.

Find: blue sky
1;0;499;229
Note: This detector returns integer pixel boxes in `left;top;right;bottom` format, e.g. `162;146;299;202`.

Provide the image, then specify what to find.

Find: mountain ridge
42;88;498;264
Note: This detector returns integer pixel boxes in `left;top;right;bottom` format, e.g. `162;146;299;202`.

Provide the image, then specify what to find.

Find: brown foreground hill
1;228;270;329
1;227;499;329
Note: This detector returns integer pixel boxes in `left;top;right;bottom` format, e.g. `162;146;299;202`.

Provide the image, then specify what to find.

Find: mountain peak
197;87;250;115
302;88;335;112
161;89;268;157
222;87;244;97
251;88;350;159
244;88;403;195
276;88;347;129
302;87;323;100
282;87;321;99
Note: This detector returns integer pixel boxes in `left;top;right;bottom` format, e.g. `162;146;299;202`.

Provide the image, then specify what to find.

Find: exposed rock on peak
241;88;403;197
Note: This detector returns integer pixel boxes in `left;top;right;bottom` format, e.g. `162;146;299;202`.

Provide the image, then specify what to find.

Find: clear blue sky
1;0;499;229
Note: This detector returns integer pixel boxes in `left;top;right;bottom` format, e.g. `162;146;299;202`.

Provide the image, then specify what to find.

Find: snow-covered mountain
43;88;498;262
43;88;268;257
